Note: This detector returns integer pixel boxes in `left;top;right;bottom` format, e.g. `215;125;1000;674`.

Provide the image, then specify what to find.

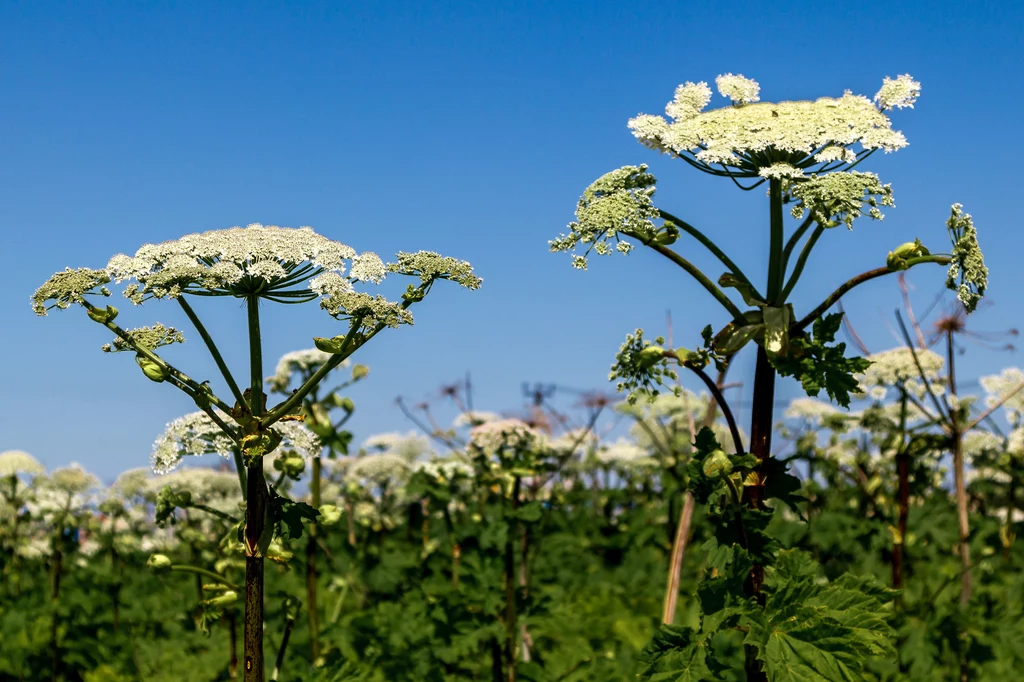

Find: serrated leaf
637;624;715;681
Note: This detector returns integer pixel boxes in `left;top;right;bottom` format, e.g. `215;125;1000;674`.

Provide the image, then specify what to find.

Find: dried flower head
628;74;914;177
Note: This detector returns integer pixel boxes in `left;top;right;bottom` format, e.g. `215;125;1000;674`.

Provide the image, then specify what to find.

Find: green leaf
637;624;715;681
270;494;320;541
513;501;544;523
769;313;869;408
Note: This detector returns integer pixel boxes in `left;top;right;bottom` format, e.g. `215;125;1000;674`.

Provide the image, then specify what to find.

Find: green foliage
769;313;870;407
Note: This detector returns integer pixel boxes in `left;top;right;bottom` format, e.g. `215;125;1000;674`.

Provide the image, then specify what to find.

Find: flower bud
702;449;733;479
886;239;930;271
135;353;170;383
318;504;343;526
86;305;119;324
147;554;173;574
636;345;666;370
313;336;348;354
204;590;238;608
351;364;370;381
655;223;680;245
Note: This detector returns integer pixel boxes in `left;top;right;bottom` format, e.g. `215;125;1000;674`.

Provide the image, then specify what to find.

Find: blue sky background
2;1;1022;481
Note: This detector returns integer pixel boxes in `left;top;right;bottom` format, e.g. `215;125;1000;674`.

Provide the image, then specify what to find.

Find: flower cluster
265;347;345;392
549;165;659;270
468;419;544;458
945;204;988;313
627;74;915;177
31;268;111;316
105;225;369;302
856;347;944;401
789;172;895;229
0;450;45;477
102;323;185;353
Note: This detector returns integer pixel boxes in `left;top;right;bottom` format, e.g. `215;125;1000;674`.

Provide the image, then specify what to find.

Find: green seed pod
702;449;733;479
351;364;370;381
135;354;170;383
86;305;119;324
147;554;173;574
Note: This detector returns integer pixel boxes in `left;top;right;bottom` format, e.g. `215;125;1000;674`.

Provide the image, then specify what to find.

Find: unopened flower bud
313;336;348;354
318;504;342;526
654;223;680;245
351;364;369;381
147;554;173;574
87;305;119;324
637;345;666;370
204;590;238;608
702;449;733;479
135;353;170;383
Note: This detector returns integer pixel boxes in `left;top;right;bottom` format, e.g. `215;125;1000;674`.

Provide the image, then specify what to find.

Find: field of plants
4;71;1022;682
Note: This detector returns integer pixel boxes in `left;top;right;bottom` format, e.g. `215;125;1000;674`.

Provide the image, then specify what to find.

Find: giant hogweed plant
31;224;481;680
551;73;989;680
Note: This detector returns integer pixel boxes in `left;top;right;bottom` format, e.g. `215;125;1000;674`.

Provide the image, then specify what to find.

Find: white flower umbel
105;224;376;304
628;74;913;176
266;348;346;392
361;431;433;463
152;409;321;474
468;419;545;458
980;368;1024;424
0;450;45;477
857;347;945;400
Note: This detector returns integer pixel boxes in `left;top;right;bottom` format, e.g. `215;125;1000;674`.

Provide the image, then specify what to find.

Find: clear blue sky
2;1;1022;481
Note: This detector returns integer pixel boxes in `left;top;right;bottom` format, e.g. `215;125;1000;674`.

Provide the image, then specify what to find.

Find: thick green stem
658;209;762;299
793;258;950;334
645;242;747;324
947;330;971;608
234;449;248;501
743;346;775;682
49;526;64;682
779;225;825;302
270;608;297;682
243;295;268;682
177;296;247;408
306;456;322;661
505;477;522;682
766;179;785;303
170;565;239;591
